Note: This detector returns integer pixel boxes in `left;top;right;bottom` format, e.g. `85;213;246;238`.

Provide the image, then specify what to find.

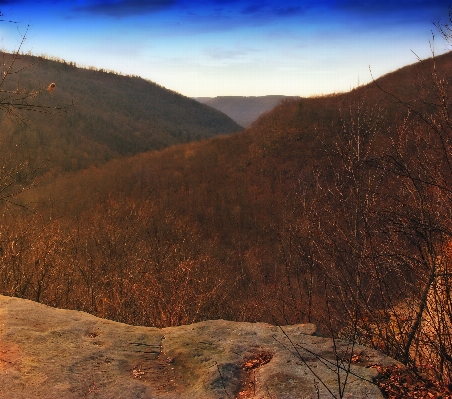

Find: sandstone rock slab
0;295;399;398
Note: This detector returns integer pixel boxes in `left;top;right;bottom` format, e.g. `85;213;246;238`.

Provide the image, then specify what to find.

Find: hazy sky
0;0;450;97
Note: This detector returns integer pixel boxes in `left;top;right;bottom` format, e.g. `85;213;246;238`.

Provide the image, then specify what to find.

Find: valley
1;48;452;393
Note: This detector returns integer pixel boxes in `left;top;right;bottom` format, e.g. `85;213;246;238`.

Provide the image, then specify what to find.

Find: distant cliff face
0;295;398;398
195;95;300;127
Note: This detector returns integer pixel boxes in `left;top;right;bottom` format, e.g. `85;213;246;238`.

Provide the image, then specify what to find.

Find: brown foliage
374;365;452;399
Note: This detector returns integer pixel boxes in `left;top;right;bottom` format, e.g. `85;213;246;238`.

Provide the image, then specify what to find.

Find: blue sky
0;0;450;97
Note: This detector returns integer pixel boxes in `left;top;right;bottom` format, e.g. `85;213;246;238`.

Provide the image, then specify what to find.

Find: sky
0;0;450;97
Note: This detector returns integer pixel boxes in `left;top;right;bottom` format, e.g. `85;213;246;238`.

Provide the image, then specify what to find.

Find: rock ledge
0;295;398;398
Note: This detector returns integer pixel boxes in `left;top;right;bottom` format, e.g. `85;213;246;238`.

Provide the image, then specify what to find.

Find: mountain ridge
194;95;300;127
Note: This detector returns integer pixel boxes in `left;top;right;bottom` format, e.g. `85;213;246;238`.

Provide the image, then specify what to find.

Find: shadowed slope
0;53;243;176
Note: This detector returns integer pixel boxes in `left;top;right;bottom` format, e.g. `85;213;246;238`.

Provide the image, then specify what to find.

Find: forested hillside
0;53;242;178
2;50;452;390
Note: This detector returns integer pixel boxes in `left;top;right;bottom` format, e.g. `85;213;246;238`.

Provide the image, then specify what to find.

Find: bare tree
0;15;72;208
